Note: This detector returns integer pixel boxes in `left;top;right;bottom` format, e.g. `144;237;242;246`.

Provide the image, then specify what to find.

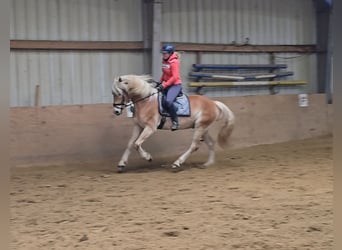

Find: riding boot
171;119;179;131
168;104;179;131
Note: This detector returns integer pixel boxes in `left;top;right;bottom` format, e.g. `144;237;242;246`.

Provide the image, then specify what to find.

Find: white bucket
298;93;309;107
126;102;134;118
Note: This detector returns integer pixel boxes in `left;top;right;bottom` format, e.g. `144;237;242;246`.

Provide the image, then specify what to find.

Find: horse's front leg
117;124;142;172
134;126;156;162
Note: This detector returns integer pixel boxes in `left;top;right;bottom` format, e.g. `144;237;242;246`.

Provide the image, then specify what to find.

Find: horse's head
111;74;155;116
112;76;128;116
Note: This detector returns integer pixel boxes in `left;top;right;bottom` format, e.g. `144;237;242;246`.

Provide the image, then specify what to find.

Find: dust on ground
11;135;333;250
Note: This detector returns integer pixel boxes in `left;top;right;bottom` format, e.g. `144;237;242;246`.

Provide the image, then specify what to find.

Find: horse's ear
118;77;122;82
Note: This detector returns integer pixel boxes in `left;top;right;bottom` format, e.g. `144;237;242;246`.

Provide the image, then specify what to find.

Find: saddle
157;91;191;117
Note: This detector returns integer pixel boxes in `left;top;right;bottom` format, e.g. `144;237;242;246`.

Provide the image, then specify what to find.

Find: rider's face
162;52;170;60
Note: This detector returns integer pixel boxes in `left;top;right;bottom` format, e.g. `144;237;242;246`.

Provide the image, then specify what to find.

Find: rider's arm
162;59;180;88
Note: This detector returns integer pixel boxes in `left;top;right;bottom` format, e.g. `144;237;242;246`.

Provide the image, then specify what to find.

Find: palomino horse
112;74;235;172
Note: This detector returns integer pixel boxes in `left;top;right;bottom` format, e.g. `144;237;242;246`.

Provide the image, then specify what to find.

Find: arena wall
10;94;332;167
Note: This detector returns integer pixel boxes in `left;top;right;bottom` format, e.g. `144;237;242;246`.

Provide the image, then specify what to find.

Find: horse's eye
118;77;122;82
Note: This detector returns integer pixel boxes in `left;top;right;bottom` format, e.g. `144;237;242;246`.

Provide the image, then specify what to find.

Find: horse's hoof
171;163;180;169
117;166;125;173
171;163;183;172
171;167;183;173
202;162;212;168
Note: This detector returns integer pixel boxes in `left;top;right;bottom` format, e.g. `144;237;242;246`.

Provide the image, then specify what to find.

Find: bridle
112;93;129;110
112;80;161;115
112;90;160;111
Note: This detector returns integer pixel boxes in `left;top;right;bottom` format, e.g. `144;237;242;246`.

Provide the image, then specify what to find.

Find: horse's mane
174;51;181;60
122;74;157;97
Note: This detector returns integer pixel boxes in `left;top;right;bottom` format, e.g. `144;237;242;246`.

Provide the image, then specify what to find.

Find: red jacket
160;53;182;88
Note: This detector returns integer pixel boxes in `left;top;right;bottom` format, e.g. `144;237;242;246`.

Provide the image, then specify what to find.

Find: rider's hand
156;85;164;92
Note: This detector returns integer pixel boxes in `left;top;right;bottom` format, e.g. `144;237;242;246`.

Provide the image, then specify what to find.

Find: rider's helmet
161;44;174;54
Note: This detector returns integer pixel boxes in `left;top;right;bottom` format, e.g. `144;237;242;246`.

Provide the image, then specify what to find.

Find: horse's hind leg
202;132;216;167
117;124;142;172
172;127;206;169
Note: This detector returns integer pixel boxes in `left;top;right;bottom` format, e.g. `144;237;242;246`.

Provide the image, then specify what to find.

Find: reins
129;80;161;106
130;91;159;106
113;89;160;111
113;80;160;109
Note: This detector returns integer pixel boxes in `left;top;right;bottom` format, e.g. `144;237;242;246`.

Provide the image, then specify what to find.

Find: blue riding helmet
161;44;174;54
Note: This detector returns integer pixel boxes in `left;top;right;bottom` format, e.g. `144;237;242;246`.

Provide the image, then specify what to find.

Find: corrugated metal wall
11;0;142;41
10;0;145;107
162;0;315;44
162;0;317;97
10;51;144;106
10;0;317;106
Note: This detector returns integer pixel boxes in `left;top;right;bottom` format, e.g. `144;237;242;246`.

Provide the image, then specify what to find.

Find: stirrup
171;121;179;131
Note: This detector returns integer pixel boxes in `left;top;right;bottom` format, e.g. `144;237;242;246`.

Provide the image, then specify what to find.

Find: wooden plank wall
10;40;316;53
10;94;332;167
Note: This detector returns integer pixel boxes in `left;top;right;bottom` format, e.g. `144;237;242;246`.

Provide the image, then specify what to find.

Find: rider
156;44;182;131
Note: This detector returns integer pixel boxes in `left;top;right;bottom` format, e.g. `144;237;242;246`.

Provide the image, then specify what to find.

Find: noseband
112;93;132;113
112;94;128;111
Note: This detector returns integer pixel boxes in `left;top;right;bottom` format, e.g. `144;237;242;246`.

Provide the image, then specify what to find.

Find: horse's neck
132;93;158;108
130;87;157;103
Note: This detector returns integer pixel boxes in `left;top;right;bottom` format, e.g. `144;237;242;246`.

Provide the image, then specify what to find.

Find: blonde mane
120;74;157;98
174;51;181;60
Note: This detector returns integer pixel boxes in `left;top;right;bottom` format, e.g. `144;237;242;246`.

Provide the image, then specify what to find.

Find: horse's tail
214;101;235;148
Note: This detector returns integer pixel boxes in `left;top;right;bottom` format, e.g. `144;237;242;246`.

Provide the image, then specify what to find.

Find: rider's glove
156;84;164;92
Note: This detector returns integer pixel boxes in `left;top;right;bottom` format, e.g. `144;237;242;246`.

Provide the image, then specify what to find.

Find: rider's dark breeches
165;84;182;107
164;84;182;122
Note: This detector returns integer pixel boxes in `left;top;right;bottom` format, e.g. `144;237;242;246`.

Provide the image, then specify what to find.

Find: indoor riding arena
10;0;333;249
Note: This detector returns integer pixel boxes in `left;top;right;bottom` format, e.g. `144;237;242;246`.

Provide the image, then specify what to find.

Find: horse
111;74;235;173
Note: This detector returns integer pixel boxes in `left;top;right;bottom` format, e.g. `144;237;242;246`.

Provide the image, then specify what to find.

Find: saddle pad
158;93;191;117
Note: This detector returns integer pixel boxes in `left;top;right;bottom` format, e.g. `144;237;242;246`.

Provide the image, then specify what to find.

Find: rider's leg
165;84;182;131
168;104;179;131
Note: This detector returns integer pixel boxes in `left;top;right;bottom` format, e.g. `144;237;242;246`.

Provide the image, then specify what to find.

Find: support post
34;85;40;106
142;0;153;74
151;0;162;79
